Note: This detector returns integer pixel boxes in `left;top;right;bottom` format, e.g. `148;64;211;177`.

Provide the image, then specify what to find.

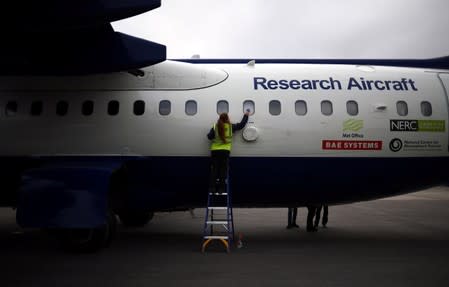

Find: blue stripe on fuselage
1;155;448;209
173;56;449;70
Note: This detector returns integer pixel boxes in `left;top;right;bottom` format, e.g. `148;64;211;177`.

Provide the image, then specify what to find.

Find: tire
58;211;117;253
102;211;117;248
118;211;154;227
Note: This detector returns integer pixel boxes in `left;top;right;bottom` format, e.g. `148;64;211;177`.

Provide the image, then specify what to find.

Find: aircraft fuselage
1;60;449;215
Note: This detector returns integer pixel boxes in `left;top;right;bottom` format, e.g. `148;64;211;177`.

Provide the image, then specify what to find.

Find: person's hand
245;109;250;116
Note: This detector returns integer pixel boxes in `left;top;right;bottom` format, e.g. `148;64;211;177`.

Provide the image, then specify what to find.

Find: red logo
322;140;383;150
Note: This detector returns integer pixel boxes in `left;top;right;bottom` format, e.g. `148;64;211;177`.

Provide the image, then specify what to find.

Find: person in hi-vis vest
207;111;249;192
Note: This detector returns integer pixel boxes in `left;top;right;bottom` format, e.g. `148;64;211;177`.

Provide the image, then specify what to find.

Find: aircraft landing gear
118;211;154;227
55;211;117;253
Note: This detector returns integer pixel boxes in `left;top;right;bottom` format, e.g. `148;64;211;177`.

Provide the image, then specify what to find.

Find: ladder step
204;235;229;240
202;173;233;253
207;221;228;225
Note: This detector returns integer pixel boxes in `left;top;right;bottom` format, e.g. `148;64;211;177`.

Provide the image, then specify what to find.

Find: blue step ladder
201;173;235;253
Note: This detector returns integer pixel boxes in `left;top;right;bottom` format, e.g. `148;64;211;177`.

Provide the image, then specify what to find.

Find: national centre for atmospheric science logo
389;138;403;152
389;138;442;152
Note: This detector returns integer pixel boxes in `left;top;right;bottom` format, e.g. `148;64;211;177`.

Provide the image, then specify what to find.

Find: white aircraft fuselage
1;59;449;226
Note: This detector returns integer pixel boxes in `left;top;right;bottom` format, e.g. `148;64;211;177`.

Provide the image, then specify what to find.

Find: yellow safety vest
211;123;232;151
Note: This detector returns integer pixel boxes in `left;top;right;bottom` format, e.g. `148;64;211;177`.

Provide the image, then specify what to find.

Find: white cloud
113;0;449;59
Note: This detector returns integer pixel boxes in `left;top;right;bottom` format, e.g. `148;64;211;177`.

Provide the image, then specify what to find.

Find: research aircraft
1;0;449;251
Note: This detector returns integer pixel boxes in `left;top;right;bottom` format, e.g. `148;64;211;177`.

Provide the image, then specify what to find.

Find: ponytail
217;113;230;143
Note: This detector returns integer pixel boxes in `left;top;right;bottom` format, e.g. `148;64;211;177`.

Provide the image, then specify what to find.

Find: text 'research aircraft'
1;0;449;251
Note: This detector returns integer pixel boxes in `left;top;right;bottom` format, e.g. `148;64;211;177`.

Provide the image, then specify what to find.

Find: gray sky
112;0;449;59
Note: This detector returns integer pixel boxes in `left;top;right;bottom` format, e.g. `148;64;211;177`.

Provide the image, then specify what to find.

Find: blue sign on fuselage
253;77;418;91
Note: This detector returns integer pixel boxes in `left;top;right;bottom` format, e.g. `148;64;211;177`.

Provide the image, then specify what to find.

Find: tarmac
1;186;449;287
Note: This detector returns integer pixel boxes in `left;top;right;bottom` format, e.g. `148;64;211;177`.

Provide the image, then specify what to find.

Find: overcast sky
112;0;449;59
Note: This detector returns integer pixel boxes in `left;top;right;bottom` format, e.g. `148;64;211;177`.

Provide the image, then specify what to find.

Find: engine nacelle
17;166;116;228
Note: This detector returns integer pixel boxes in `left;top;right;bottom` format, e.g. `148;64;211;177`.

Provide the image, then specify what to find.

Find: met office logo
389;138;403;152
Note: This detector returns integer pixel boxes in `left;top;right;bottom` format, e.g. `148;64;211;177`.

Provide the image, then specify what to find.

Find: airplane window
6;101;17;116
269;100;281;116
159;100;171;116
56;101;68;116
82;100;94;116
31;101;43;116
321;100;333;116
134;100;145;116
346;100;358;116
217;100;228;114
185;100;197;116
421;101;432;117
243;100;255;115
396;101;408;116
295;100;307;116
108;100;120;116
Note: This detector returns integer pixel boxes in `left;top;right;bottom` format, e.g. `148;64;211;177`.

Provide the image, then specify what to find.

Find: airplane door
438;73;449;149
438;73;449;102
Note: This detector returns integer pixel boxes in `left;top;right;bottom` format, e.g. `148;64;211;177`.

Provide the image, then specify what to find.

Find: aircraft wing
1;0;166;75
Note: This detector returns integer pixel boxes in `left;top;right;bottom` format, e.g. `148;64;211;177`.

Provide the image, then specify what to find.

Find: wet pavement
1;186;449;287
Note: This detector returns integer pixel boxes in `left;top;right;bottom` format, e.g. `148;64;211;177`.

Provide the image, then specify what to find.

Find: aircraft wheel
118;211;154;227
102;211;117;248
58;211;117;253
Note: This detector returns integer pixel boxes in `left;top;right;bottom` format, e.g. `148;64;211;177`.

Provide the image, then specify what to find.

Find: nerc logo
390;120;445;132
390;120;418;131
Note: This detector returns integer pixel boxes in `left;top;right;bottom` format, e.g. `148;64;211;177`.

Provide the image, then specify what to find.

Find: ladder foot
201;238;231;253
201;239;212;253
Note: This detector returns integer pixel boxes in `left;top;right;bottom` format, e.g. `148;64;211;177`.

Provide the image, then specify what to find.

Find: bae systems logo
389;138;403;152
322;140;382;150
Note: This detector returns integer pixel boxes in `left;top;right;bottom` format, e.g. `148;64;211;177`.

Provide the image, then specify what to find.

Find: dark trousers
307;206;317;230
287;207;298;226
209;150;230;192
315;205;328;227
